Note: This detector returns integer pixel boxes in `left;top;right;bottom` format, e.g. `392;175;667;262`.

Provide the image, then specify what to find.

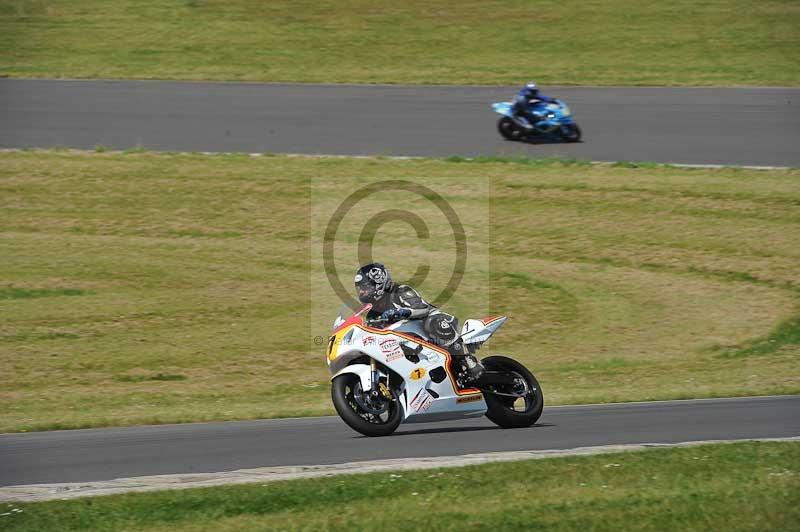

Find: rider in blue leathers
511;81;556;128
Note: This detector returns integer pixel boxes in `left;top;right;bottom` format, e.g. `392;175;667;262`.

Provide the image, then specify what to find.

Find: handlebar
367;317;389;327
366;316;411;329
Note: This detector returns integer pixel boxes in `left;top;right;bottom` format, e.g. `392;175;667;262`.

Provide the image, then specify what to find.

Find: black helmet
354;263;393;304
524;80;539;97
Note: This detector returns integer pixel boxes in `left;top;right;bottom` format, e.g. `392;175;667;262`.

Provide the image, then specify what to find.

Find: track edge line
2;436;798;502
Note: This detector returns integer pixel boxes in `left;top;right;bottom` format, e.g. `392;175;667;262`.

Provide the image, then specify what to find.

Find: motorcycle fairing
461;316;507;347
492;102;513;117
327;317;486;422
492;100;575;129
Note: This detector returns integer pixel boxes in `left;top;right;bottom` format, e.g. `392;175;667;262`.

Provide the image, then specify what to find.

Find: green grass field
2;0;799;86
1;150;798;433
2;441;798;531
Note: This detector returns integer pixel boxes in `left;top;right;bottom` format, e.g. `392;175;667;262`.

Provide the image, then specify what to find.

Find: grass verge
1;1;799;86
1;150;799;432
2;441;798;531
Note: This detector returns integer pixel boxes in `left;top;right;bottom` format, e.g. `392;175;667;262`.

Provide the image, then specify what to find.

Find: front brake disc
353;382;389;414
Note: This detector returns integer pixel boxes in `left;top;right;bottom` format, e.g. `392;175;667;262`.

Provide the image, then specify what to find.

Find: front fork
370;358;380;390
371;359;394;400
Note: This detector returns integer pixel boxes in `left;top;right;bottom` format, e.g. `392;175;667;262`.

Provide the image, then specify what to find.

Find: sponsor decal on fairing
409;367;426;380
456;394;483;404
409;388;434;413
380;337;403;362
419;350;443;363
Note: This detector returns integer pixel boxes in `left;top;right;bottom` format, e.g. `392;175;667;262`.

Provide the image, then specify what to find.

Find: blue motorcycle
492;99;581;143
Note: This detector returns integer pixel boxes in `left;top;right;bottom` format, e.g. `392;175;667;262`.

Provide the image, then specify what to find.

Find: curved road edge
3;436;798;503
1;396;799;501
0;148;794;171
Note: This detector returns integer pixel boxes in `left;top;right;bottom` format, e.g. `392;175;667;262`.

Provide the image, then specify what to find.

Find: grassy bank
2;441;798;531
1;0;799;86
1;150;799;432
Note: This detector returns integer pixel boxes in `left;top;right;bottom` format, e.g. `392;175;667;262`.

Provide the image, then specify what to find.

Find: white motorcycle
326;304;543;436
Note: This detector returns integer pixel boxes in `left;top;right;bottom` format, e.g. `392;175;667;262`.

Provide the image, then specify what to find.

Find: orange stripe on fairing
353;324;481;396
479;316;505;326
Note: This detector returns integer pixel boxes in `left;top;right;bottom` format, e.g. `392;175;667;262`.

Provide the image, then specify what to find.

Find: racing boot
449;339;484;387
513;113;534;130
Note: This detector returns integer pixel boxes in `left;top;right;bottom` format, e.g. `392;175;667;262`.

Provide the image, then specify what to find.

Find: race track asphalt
1;79;798;166
1;396;798;487
1;80;798;489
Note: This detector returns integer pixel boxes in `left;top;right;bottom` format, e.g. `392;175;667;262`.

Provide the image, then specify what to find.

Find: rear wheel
498;117;521;141
562;124;581;142
481;355;543;428
331;374;403;437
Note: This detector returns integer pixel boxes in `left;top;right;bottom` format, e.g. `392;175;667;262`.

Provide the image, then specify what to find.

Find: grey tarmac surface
1;396;798;487
1;79;798;166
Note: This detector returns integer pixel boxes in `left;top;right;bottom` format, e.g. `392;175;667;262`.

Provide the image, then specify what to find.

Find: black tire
562;124;581;143
498;117;521;141
482;355;543;428
331;373;403;437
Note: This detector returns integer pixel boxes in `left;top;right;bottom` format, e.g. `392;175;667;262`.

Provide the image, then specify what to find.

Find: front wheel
562;124;581;143
481;355;543;428
331;374;403;437
497;117;522;141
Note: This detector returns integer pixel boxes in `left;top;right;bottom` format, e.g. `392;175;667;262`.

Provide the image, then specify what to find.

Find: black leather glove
380;308;412;322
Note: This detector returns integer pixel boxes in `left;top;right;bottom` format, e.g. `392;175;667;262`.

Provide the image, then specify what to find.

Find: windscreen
332;303;370;331
332;303;352;331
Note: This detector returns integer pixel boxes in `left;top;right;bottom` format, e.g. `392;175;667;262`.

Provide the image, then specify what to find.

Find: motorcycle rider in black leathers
354;263;484;384
511;80;557;129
